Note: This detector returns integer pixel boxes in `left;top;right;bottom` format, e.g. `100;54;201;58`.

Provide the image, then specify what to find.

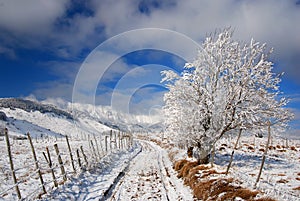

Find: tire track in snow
108;140;192;201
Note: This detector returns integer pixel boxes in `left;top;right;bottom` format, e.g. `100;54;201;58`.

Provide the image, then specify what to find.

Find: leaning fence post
76;149;82;169
54;144;67;182
105;136;108;152
90;140;98;161
93;135;101;159
4;128;21;199
114;131;117;149
80;146;88;167
255;121;271;188
109;130;112;151
226;128;242;174
43;147;58;187
118;131;121;149
65;135;76;173
27;133;46;195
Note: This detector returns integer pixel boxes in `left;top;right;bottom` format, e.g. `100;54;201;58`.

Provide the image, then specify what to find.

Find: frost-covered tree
161;29;293;164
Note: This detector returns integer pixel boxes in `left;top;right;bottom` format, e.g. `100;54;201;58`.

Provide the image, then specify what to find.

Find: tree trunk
187;147;193;158
198;154;210;164
196;142;211;164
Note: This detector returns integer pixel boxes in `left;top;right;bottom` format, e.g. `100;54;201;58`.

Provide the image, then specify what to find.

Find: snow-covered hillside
43;98;164;133
0;98;164;139
0;98;111;139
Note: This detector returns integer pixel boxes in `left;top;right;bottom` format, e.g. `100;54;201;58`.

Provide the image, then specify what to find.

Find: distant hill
0;98;164;137
0;98;73;120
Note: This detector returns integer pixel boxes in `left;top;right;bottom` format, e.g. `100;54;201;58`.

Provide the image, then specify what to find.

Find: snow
214;135;300;200
40;143;142;201
110;140;193;201
0;100;299;200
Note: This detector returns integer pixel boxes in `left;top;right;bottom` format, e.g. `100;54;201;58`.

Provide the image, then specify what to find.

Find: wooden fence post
27;133;46;195
93;135;101;159
109;130;112;151
120;133;123;150
65;135;76;173
105;136;108;152
118;131;121;149
80;146;88;167
4;128;21;199
90;140;98;161
226;129;242;174
43;147;58;187
54;144;67;182
114;131;117;149
76;149;82;169
255;121;271;188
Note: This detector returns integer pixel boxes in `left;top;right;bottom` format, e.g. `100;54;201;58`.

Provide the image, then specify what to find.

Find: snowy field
161;133;300;200
0;102;299;200
0;129;299;200
215;135;300;200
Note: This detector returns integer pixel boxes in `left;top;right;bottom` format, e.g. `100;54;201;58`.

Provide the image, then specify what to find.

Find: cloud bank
0;0;299;118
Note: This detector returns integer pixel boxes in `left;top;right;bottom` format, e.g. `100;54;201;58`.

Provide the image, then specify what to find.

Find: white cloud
89;0;300;81
1;0;300;116
0;0;69;34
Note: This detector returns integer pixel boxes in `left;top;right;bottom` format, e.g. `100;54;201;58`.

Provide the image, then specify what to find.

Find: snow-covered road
41;140;193;201
108;141;193;201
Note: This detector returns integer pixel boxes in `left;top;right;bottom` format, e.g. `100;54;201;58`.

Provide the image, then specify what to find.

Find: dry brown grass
219;146;226;151
268;146;276;150
184;164;210;186
178;161;199;178
174;159;189;171
193;178;217;200
173;158;277;201
293;186;300;190
199;169;224;178
290;146;297;151
220;188;259;201
248;146;255;151
192;177;259;200
277;179;289;184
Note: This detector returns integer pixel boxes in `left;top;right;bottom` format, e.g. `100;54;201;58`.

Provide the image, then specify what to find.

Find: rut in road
109;140;193;201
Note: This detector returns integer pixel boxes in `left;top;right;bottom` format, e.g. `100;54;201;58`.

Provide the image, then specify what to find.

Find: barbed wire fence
0;128;133;200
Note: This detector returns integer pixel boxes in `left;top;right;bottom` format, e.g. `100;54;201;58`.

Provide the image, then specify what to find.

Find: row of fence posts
2;128;133;200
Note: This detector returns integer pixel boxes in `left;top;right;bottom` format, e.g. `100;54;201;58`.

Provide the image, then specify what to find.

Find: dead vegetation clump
247;146;255;151
178;161;199;178
173;159;277;201
268;146;276;150
174;159;189;171
184;164;211;186
290;146;297;151
293;186;300;190
219;146;226;151
193;177;259;200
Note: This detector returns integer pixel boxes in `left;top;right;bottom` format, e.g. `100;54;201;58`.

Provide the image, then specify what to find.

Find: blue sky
0;0;299;135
